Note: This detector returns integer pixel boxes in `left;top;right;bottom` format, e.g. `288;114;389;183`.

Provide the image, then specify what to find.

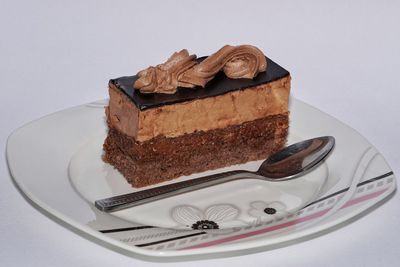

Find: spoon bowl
95;136;335;212
258;136;335;180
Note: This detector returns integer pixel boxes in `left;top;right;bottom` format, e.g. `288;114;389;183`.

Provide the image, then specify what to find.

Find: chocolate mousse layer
107;75;290;142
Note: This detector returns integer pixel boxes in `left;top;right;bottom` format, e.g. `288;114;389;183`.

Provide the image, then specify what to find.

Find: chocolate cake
103;45;291;187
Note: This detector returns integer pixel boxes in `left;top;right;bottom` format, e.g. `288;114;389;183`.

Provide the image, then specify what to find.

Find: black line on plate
357;171;394;187
303;171;394;208
98;172;394;235
136;231;207;247
133;172;394;248
99;225;154;233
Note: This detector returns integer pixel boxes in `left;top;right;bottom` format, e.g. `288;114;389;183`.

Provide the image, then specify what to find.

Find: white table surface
1;1;399;266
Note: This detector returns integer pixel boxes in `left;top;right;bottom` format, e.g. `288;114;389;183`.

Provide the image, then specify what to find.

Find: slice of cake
103;45;291;187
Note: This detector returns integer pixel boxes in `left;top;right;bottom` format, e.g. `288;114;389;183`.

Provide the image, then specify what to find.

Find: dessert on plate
103;45;291;187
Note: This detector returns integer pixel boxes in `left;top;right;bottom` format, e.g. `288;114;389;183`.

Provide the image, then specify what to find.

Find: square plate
6;98;396;261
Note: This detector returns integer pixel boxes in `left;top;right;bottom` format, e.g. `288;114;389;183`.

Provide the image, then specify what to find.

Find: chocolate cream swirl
134;45;267;94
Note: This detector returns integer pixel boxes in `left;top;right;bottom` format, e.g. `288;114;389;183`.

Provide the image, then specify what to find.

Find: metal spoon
95;136;335;212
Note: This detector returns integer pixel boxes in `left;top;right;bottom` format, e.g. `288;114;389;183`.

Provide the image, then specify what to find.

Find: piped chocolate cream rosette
134;45;268;94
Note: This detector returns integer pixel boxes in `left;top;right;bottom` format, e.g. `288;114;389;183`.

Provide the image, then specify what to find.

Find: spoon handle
95;170;252;212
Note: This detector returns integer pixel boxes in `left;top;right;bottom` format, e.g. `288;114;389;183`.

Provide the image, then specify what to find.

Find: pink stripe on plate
180;188;388;250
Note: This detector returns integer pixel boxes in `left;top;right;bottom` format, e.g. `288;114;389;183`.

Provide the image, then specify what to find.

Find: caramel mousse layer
107;75;290;142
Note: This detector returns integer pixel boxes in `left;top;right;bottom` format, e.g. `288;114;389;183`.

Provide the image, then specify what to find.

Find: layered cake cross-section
103;45;291;187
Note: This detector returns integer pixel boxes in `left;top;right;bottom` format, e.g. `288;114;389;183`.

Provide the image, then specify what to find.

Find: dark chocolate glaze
110;57;290;111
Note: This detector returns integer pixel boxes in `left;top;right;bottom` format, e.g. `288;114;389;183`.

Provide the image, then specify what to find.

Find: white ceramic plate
6;98;396;261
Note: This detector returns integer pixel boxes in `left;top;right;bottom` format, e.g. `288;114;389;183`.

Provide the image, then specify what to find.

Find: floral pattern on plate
247;201;288;222
171;204;239;230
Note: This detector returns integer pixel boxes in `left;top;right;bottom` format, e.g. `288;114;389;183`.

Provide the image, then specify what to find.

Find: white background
1;0;399;266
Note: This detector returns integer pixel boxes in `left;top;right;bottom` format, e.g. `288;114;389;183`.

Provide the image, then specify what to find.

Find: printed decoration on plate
247;201;288;223
171;204;239;230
